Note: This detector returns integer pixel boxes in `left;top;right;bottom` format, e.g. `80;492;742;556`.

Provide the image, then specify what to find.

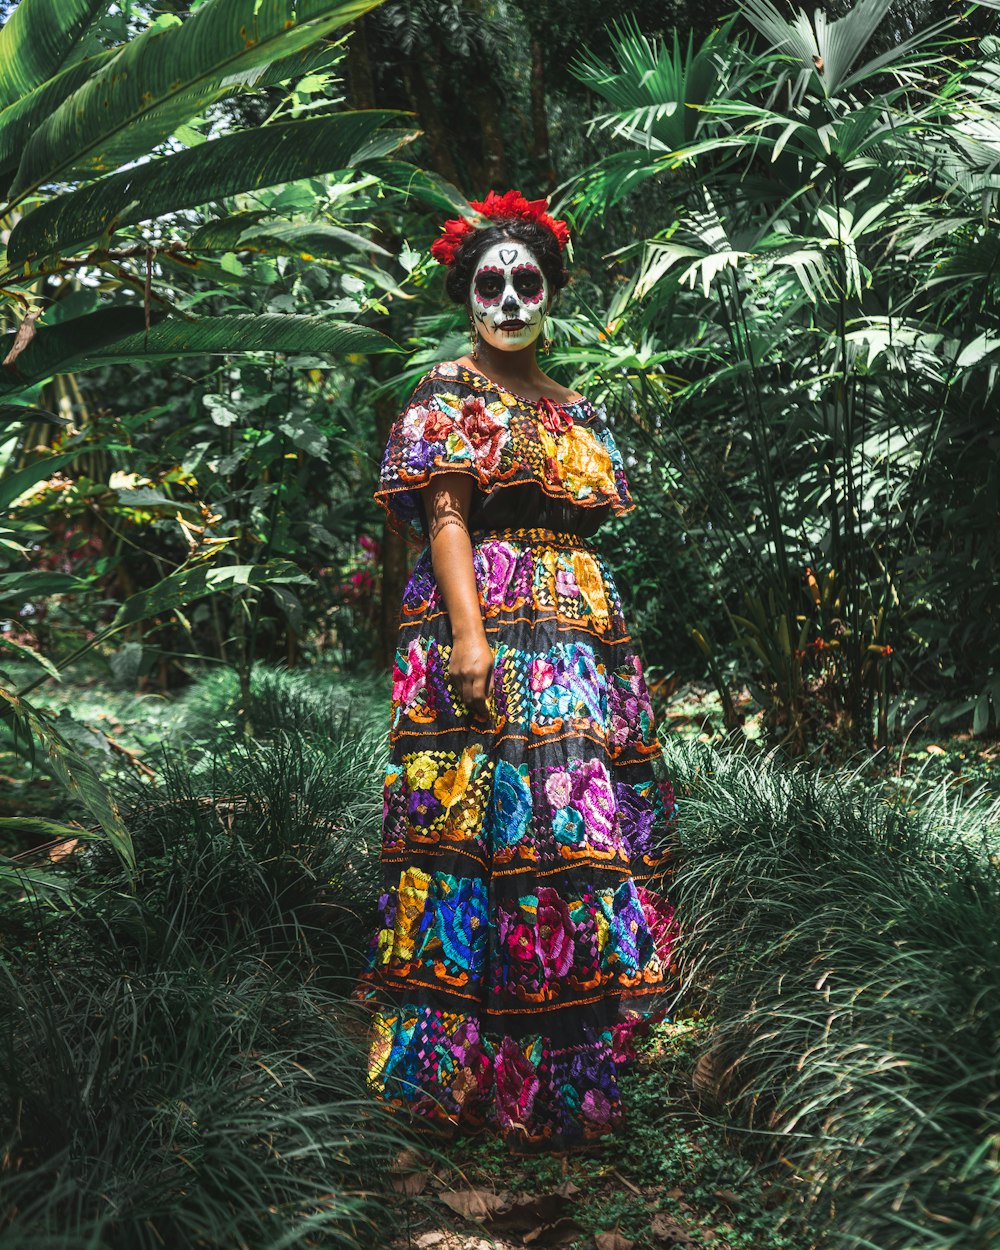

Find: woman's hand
448;632;495;722
421;473;494;723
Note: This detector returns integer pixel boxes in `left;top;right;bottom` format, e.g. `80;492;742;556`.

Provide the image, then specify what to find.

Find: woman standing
355;190;680;1154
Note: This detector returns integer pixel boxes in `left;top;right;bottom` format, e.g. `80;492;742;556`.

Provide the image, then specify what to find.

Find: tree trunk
529;37;555;191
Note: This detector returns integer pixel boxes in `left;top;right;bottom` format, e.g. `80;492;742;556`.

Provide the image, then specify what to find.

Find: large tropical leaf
6;0;385;200
740;0;959;99
0;45;116;188
0;0;105;110
0;311;398;399
5;111;408;266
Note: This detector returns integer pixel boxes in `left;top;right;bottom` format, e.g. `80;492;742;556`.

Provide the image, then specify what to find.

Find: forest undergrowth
1;662;996;1250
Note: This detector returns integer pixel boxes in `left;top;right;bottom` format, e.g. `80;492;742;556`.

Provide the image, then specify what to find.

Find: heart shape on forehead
499;247;518;265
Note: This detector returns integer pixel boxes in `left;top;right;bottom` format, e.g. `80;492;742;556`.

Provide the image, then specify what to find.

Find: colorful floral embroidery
374;364;633;542
356;521;681;1154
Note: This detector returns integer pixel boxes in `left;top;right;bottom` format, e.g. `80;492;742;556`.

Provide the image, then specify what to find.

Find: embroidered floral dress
354;360;681;1154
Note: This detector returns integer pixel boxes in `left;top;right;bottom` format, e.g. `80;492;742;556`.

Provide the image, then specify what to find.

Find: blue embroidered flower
489;759;533;847
553;805;584;845
609;882;652;972
435;875;488;971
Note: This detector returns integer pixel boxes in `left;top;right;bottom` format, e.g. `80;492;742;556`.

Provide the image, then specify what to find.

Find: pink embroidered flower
393;640;427;710
545;769;573;810
505;922;536;962
536;886;575;978
530;657;555;692
459;396;509;474
402;403;432;441
637;886;679;964
555;567;577;598
495;1036;540;1128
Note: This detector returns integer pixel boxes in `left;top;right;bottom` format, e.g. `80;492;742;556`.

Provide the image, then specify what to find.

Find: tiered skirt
355;526;680;1153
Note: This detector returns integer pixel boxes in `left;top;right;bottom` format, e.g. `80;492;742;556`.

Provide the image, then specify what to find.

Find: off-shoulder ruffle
373;362;634;542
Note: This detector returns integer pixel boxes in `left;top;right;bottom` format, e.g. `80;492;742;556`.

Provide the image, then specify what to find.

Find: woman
355;190;680;1155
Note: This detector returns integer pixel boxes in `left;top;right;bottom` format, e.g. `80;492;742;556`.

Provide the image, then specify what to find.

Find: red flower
459;396;508;474
430;189;570;267
495;1036;540;1128
536;886;575;978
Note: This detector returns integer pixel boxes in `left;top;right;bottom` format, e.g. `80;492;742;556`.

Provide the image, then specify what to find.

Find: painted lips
499;319;526;330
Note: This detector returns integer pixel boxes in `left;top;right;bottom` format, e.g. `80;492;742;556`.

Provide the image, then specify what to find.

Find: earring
541;318;552;354
469;317;479;360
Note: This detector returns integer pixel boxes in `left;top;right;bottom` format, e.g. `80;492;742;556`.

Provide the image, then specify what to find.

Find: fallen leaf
665;1187;684;1200
523;1215;581;1246
713;1188;743;1206
596;1232;634;1250
491;1191;574;1233
554;1179;581;1198
391;1169;428;1195
650;1212;698;1245
439;1188;508;1221
392;1147;425;1172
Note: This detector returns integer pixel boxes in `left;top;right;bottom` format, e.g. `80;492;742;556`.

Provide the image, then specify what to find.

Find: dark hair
444;218;570;304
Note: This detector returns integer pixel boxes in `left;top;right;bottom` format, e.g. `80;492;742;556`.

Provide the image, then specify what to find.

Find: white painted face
469;240;549;352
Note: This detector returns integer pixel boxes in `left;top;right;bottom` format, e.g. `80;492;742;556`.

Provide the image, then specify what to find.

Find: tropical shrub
570;0;1000;750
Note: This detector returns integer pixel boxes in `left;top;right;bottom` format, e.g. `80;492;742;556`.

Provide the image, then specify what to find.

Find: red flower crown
429;189;570;266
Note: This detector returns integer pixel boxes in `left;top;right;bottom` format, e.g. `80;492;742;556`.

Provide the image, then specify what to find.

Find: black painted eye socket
513;270;543;298
474;272;503;300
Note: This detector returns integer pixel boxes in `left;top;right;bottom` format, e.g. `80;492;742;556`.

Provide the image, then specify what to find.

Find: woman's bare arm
421;473;493;721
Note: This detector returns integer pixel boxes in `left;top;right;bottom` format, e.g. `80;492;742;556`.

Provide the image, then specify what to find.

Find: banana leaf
0;310;399;399
7;0;385;198
0;0;105;110
7;111;409;265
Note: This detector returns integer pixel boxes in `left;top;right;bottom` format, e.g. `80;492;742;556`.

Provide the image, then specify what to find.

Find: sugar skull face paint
469;241;549;352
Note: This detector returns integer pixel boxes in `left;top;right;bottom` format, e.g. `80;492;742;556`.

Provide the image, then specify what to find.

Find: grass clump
1;668;405;1250
664;737;1000;1250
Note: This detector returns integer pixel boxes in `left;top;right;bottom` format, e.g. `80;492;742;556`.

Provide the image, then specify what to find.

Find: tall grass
1;669;406;1250
663;737;1000;1250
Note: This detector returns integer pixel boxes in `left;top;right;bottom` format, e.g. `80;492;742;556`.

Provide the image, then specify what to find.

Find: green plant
569;0;999;750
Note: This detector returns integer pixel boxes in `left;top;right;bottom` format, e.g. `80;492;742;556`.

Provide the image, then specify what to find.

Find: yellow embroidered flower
556;426;614;498
405;753;438;790
572;551;610;626
433;767;459;805
595;908;610;951
368;1012;394;1083
393;867;432;963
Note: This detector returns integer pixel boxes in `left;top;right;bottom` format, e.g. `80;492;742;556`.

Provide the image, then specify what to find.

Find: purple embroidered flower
495;1036;541;1128
608;712;630;750
581;1087;612;1125
555;567;577;598
571;758;616;847
405;437;437;473
408;788;442;828
610;882;648;970
481;542;518;607
614;781;655;860
536;886;575;978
